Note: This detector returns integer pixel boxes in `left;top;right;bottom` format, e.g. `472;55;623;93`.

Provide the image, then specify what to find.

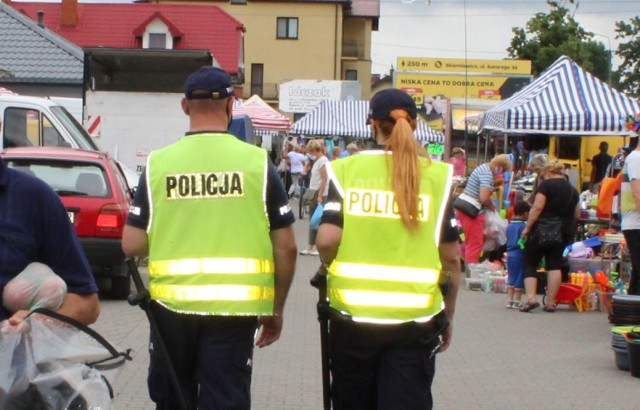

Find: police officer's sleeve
266;162;295;230
320;180;343;227
440;198;459;243
126;171;150;230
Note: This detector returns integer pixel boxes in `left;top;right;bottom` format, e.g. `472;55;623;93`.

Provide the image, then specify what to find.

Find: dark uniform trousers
329;310;447;410
148;302;258;410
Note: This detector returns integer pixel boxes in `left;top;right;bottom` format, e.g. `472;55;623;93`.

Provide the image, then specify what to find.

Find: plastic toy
608;271;626;293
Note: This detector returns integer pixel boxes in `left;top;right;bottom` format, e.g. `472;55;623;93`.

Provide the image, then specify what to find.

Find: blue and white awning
479;56;640;135
292;100;444;143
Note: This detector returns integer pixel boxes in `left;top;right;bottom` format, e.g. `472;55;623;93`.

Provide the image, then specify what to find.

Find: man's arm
437;240;460;353
316;223;342;265
255;225;297;348
122;225;149;257
631;179;640;211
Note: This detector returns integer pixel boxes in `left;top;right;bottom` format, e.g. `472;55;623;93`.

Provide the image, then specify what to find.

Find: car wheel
111;275;131;300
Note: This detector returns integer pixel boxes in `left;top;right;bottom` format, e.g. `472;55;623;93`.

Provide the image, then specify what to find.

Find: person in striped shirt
456;154;512;264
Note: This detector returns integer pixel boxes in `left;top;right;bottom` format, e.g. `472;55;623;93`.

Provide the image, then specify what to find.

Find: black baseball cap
367;88;417;124
184;66;234;100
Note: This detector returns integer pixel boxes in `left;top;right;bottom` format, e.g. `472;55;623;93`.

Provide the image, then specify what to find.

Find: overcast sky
372;0;640;75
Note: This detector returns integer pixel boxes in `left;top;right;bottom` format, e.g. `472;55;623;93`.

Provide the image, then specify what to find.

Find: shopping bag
310;204;324;230
0;309;130;409
483;211;507;251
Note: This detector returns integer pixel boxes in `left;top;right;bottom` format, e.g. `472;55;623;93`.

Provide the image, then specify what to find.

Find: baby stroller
0;309;130;409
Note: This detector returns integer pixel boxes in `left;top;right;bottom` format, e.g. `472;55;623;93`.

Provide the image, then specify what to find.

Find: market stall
478;55;640;136
292;99;445;143
233;94;292;137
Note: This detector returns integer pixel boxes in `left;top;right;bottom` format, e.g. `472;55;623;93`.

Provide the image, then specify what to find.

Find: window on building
251;64;264;97
345;70;358;81
148;33;167;49
277;17;298;39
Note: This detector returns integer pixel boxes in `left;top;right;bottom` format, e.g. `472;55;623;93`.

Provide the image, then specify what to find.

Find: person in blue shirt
0;157;99;326
505;201;530;309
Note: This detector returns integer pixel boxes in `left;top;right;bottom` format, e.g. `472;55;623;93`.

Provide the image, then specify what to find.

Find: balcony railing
342;39;365;59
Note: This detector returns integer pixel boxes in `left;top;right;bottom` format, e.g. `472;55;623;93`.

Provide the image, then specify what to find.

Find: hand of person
255;314;283;348
317;196;324;204
521;228;529;238
438;322;453;353
1;310;31;332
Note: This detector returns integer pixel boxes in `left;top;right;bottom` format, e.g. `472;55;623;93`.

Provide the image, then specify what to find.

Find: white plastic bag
483;211;508;252
0;309;130;409
2;262;67;313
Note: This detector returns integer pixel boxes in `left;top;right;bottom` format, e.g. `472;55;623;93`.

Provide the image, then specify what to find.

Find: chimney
37;10;44;28
61;0;77;28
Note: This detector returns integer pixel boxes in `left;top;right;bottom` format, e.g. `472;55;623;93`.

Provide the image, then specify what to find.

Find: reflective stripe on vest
149;257;274;276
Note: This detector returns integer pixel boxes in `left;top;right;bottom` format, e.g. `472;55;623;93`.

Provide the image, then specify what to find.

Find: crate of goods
480;273;507;293
597;289;615;314
465;277;485;291
569;257;618;274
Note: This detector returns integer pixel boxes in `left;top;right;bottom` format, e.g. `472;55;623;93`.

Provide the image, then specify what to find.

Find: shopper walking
316;88;461;410
300;139;329;256
122;66;297;409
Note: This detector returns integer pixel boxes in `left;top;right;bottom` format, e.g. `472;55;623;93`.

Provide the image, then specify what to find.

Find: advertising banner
279;80;361;113
397;57;531;75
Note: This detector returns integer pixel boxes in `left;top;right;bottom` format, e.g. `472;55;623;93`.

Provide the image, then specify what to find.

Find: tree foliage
508;0;610;82
614;17;640;98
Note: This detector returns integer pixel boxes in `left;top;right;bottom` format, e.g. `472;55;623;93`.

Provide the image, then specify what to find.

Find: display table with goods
464;233;631;314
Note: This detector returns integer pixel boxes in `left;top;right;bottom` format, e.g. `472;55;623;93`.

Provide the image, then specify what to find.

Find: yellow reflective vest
326;151;452;323
146;133;274;315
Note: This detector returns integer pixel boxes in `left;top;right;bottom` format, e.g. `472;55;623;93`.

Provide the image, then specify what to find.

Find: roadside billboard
279;80;361;113
395;72;533;104
397;57;531;75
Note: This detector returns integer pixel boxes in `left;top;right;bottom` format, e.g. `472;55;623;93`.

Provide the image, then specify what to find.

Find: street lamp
593;33;612;86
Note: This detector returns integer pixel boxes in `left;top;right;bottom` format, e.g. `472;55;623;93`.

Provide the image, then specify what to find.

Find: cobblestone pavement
93;210;640;409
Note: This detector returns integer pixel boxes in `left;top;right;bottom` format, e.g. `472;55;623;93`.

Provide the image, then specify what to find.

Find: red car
1;147;134;299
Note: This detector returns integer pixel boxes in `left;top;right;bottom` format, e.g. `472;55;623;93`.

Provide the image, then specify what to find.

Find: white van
0;95;98;151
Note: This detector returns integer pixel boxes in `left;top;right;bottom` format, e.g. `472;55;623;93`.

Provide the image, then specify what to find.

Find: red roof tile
13;3;245;74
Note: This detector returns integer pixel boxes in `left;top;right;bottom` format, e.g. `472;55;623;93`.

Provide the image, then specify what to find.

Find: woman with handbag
300;139;329;256
519;160;580;312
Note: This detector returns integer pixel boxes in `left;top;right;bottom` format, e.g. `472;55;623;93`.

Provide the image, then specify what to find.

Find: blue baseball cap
367;88;417;124
184;66;234;100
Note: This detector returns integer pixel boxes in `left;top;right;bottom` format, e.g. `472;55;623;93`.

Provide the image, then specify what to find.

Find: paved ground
92;209;640;409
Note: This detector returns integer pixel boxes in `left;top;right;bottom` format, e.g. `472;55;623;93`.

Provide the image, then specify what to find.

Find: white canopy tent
292;100;445;143
478;56;640;136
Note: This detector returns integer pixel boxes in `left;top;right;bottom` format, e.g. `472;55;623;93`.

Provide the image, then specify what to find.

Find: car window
110;158;133;200
6;159;110;198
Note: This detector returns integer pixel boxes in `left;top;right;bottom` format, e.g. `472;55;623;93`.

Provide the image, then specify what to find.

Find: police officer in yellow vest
122;66;297;410
316;88;461;410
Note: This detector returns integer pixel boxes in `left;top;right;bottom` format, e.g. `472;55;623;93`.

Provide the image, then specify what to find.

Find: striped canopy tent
292;100;444;143
233;95;291;136
478;56;640;136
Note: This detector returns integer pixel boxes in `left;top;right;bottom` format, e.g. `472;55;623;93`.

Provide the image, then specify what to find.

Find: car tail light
97;203;127;237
